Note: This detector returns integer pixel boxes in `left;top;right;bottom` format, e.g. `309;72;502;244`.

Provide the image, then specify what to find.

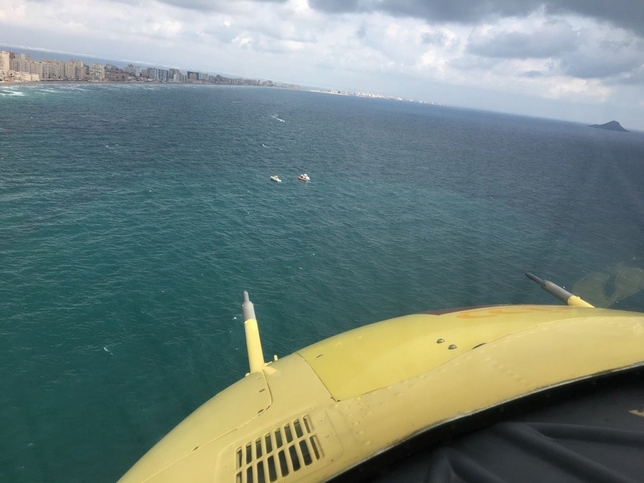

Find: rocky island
589;121;629;132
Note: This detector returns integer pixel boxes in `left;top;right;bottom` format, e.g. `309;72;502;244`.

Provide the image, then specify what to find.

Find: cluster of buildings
311;87;439;105
0;50;299;89
0;51;93;82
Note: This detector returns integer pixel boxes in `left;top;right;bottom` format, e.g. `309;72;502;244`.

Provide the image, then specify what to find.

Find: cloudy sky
2;0;643;129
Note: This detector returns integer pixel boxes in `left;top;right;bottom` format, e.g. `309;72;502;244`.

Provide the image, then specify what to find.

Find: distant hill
589;121;629;132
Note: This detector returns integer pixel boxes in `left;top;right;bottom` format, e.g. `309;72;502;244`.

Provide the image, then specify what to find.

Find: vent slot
299;440;313;466
234;415;323;482
256;461;266;483
293;419;303;438
278;450;289;477
288;445;300;471
246;443;252;464
284;424;293;443
265;434;273;453
310;436;321;460
303;416;312;434
267;455;277;482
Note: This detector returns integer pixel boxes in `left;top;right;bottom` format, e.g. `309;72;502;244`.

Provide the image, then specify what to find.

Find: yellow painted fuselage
118;305;644;482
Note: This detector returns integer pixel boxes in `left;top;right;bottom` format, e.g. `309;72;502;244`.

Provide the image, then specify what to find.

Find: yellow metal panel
118;372;271;483
298;306;612;400
214;354;346;482
325;313;644;477
133;445;218;483
121;354;343;482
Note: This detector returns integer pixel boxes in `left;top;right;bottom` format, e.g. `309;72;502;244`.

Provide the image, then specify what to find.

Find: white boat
298;173;310;182
270;175;282;183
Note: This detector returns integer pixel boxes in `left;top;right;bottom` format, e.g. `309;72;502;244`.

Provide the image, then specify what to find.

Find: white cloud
545;77;611;101
0;2;27;18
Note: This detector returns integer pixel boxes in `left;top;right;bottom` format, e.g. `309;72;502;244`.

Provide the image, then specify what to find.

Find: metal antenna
525;273;594;307
242;291;266;373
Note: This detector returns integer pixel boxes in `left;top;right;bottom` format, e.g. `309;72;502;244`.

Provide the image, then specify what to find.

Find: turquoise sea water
1;84;644;482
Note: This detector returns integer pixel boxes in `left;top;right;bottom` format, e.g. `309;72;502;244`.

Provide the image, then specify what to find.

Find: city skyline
0;47;435;104
0;48;296;87
1;0;643;130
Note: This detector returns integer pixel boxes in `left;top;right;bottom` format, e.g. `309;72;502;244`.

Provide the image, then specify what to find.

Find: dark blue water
1;83;643;482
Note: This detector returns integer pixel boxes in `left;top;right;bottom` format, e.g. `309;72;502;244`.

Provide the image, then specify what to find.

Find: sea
1;83;643;482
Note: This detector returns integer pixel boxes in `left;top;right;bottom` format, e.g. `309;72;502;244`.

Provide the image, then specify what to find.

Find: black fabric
333;370;644;483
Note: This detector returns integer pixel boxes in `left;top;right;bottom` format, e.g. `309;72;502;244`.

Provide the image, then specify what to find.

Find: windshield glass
1;1;643;482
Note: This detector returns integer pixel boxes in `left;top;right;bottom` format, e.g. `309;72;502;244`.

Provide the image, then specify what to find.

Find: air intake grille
235;415;323;482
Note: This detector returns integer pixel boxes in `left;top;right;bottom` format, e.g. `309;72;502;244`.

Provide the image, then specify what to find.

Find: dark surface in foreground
334;369;644;483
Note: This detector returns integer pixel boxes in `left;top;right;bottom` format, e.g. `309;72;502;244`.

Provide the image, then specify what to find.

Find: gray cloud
370;0;536;23
421;30;453;47
200;25;239;44
308;0;361;14
467;19;578;59
454;19;644;83
307;0;532;22
153;0;287;12
106;0;141;4
560;36;644;79
355;22;368;39
617;66;644;85
460;15;644;83
543;1;644;39
562;59;643;79
448;54;500;72
307;0;644;37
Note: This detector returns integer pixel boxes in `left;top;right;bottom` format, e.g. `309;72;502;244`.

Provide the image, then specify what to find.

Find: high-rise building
64;60;85;80
30;61;44;78
0;51;11;76
168;68;182;82
89;63;105;81
41;60;66;80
